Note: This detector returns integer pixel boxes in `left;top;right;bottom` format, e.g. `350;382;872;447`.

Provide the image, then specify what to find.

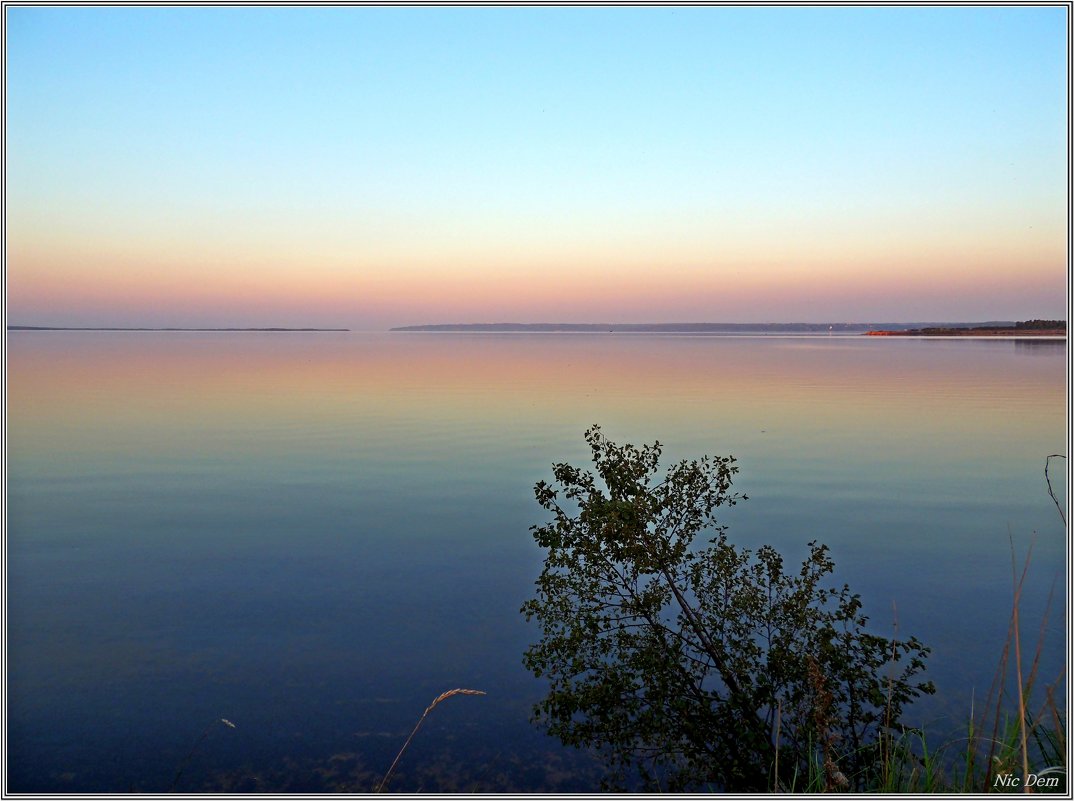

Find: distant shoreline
7;326;350;332
390;321;1031;334
866;323;1065;338
8;322;1064;338
867;330;1065;338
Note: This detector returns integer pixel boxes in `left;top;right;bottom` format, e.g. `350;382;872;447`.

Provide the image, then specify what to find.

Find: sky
5;5;1068;329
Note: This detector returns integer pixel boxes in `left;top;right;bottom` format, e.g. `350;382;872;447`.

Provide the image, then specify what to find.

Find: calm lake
6;332;1067;792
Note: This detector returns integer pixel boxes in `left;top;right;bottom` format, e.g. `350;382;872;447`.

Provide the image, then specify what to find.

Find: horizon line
7;325;351;332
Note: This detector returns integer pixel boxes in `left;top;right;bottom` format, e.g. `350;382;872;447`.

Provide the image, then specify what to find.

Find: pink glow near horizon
8;245;1066;328
6;8;1067;329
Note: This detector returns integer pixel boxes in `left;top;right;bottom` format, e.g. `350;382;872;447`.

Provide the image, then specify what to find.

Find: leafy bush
522;426;934;791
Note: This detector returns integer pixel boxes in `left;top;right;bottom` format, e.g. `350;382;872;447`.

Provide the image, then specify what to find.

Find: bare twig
170;718;236;792
375;688;485;793
1044;454;1065;526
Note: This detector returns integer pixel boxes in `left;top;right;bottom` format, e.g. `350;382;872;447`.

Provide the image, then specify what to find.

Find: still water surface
6;332;1066;791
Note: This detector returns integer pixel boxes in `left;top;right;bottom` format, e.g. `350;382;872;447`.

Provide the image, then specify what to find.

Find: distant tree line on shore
1015;319;1065;330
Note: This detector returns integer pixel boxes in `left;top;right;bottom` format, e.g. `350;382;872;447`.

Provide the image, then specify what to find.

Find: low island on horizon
865;319;1065;337
391;319;1066;337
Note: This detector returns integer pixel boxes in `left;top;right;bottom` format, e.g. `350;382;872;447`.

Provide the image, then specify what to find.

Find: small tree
521;426;934;791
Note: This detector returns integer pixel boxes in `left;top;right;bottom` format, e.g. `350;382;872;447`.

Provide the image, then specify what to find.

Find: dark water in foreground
6;332;1066;792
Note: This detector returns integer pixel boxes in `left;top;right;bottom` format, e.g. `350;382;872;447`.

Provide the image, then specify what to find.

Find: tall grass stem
375;688;486;793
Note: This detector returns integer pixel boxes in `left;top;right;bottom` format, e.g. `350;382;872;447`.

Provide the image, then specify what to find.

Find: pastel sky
6;5;1068;329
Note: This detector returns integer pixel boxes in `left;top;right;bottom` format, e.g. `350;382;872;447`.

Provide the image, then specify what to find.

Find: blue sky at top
5;5;1067;326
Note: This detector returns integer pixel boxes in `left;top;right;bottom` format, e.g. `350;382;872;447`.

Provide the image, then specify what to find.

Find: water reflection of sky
6;332;1066;791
